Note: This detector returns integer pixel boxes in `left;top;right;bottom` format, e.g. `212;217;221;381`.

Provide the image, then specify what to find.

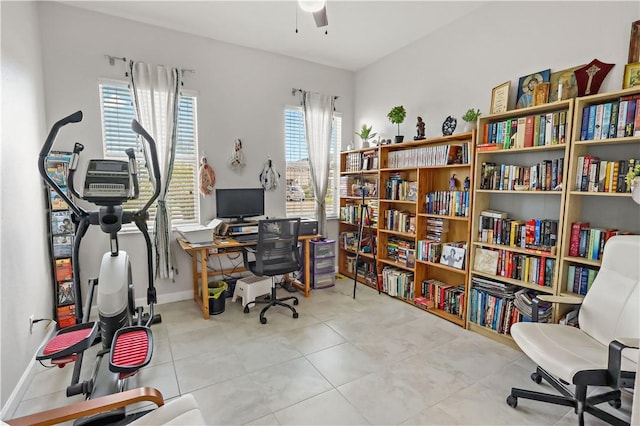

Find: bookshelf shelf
417;259;466;274
341;170;380;176
378;229;416;238
573;136;639;146
378;258;414;270
563;255;601;267
568;191;632;197
378;199;416;204
418;213;469;221
468;100;573;343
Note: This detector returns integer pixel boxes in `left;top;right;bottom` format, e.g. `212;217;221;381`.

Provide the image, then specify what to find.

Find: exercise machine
36;111;161;425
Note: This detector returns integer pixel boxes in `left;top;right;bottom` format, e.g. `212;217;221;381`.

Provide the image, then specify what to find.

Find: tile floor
12;279;633;425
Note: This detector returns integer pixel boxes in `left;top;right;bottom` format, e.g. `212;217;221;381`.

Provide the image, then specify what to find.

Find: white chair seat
512;322;638;383
130;394;205;425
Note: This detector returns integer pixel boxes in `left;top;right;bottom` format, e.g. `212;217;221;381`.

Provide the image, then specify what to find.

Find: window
99;81;199;225
284;107;341;219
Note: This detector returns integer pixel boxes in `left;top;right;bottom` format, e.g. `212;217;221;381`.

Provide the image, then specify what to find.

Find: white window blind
99;81;199;225
284;107;340;219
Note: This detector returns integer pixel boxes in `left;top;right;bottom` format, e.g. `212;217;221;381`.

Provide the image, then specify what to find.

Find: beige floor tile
306;342;382;387
274;389;369;425
282;322;346;355
174;350;247;393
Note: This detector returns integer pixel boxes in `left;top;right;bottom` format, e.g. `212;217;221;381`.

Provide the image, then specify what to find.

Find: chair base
243;279;298;324
507;366;628;426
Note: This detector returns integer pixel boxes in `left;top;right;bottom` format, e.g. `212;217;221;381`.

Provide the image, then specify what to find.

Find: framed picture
623;62;640;89
516;69;551;109
548;65;582;102
629;20;640;64
490;81;510;114
533;82;550;106
440;245;465;269
45;158;68;186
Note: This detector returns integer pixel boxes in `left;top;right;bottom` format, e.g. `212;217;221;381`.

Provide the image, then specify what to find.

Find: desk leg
191;252;198;301
200;249;210;319
303;239;311;297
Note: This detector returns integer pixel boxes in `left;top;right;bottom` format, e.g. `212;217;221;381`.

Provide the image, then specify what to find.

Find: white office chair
507;235;639;425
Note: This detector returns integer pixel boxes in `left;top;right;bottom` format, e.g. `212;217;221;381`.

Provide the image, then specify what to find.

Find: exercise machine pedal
36;322;99;366
109;326;153;378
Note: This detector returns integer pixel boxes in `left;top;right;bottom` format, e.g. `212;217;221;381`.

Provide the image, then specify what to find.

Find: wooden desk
177;234;320;319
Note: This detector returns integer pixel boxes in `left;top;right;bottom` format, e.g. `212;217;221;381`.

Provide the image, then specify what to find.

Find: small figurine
415;116;426;140
450;174;458;191
464;177;470;191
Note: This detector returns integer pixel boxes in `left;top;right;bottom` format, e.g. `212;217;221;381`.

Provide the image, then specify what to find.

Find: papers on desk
175;223;218;244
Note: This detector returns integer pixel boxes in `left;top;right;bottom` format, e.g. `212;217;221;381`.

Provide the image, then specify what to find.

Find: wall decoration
533;82;550;106
548;65;582;102
623;62;640;89
629;20;640;63
490;81;510;114
228;138;246;170
516;69;550;109
442;116;457;136
574;59;614;96
198;157;216;196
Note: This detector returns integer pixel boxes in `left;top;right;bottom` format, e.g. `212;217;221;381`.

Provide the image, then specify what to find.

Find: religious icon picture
516;69;550;109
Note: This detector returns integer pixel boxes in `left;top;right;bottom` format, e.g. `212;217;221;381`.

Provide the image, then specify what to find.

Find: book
51;210;74;235
616;101;628;138
55;258;72;281
50;188;68;211
601;102;612;139
625;97;637;137
569;222;589;257
45;158;68;187
586;104;597;140
53;235;73;258
580;106;590;140
57;280;75;306
593;103;604;140
524;116;534;147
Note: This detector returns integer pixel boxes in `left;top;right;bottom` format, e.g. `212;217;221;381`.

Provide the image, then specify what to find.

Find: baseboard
1;324;56;420
134;289;193;308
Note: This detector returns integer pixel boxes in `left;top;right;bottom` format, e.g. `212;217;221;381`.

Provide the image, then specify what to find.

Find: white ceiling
60;1;487;71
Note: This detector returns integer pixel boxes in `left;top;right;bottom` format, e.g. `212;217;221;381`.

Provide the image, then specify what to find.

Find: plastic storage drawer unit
310;239;336;289
313;271;335;289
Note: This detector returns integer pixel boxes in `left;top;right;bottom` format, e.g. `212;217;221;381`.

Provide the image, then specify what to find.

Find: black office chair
241;218;301;324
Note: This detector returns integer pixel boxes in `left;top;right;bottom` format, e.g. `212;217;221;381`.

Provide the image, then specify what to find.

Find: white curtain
129;61;181;280
302;91;335;237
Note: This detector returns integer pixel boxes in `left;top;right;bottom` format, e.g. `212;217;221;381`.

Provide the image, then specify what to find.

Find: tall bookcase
467;100;573;347
338;147;380;288
45;151;78;329
558;87;640;309
376;133;474;327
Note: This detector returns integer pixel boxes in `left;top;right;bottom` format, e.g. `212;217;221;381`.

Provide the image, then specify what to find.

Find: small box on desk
300;219;319;236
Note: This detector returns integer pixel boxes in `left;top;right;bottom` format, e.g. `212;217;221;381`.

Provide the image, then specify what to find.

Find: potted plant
625;163;640;203
387;105;407;143
355;124;377;147
462;108;482;132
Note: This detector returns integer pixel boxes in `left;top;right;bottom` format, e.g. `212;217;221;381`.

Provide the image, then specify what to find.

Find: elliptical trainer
36;111;161;425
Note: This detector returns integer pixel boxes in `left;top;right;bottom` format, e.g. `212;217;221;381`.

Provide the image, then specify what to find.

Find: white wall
0;2;51;408
36;2;353;304
355;2;639;142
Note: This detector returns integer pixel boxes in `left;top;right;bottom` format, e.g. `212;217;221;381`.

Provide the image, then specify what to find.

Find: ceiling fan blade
312;6;328;27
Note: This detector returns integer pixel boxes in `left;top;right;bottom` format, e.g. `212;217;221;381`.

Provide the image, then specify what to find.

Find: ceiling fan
299;0;328;28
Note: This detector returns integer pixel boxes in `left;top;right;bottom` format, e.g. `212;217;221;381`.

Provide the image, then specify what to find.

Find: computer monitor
215;188;265;223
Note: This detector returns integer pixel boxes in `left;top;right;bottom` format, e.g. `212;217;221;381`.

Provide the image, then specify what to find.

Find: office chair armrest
531;295;583;323
607;339;639;389
4;387;164;426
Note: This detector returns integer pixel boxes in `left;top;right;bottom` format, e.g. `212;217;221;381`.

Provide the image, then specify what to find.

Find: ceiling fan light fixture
299;0;326;13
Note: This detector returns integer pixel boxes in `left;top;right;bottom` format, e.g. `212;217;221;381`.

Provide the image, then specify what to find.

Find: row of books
473;247;555;287
386;237;415;267
339;201;378;226
567;222;629;261
482;110;568;149
382;209;416;234
416;240;443;263
384;176;417;201
339;231;377;255
380;266;414;299
386;143;469;168
426;217;448;242
579;94;640;141
420;279;465;317
479;159;564;191
468;277;519;334
345;151;379;173
566;265;598;296
574;157;638;193
478;210;558;253
425;190;470;217
339;176;379;198
512;289;552;323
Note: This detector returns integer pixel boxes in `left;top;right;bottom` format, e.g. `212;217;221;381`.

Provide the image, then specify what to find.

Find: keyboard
233;233;258;243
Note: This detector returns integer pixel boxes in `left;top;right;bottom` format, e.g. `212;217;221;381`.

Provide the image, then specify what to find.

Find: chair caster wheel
293;312;299;319
293;299;299;306
608;399;622;409
506;395;518;408
531;372;542;384
243;306;250;314
260;317;267;324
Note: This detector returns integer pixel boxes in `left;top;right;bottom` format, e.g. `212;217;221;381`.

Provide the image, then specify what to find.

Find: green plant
625;163;640;187
387;105;407;136
355;124;377;143
462;108;482;122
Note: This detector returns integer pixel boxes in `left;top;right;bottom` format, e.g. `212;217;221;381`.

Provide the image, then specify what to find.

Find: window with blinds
284;107;341;219
99;81;199;225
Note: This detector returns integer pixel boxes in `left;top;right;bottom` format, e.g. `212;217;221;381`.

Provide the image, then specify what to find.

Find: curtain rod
105;54;195;76
291;88;339;100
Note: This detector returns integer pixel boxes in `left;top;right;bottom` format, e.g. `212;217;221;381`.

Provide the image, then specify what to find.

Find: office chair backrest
579;235;640;362
254;218;301;275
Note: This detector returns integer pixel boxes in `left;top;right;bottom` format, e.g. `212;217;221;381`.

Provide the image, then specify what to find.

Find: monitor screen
215;188;265;222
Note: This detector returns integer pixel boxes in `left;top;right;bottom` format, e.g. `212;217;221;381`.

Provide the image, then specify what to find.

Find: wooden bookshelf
557;87;640;316
375;133;475;327
467;100;573;343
